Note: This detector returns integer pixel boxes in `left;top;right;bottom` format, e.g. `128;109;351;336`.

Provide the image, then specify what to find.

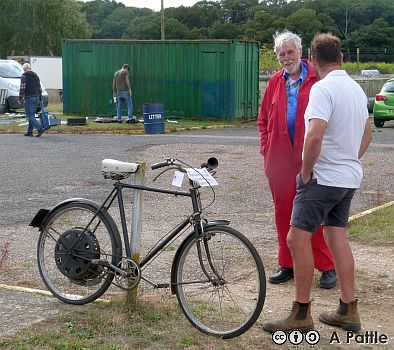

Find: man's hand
300;171;312;185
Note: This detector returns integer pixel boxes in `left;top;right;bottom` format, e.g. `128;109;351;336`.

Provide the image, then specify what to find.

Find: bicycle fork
195;222;226;286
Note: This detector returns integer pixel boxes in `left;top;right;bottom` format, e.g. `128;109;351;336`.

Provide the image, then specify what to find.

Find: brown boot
262;301;314;333
319;299;361;332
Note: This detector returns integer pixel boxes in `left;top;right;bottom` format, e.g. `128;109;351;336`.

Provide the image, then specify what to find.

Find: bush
342;62;394;75
260;45;280;75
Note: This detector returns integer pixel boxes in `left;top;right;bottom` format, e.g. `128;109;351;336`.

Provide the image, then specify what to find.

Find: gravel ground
0;123;393;340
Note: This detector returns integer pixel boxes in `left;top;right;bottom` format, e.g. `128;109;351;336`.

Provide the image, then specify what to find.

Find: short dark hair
122;64;130;70
311;33;342;65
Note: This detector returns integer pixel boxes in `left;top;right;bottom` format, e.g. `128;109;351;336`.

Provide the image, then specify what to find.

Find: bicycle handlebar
151;158;177;170
151;157;219;171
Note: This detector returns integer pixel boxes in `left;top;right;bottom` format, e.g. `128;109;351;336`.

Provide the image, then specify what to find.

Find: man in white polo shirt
263;33;372;333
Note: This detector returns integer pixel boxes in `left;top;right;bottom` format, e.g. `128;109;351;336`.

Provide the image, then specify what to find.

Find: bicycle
30;157;266;339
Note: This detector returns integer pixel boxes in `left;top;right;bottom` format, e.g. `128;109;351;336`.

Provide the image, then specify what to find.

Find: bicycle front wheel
173;225;266;339
37;201;122;305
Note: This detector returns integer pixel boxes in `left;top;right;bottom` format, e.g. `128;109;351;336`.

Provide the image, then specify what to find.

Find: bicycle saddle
101;159;139;180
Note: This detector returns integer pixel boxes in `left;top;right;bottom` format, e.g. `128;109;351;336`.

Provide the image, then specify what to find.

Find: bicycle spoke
174;226;265;338
37;202;121;305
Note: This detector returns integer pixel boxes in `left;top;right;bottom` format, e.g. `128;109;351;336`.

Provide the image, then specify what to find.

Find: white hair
22;63;31;70
273;30;302;53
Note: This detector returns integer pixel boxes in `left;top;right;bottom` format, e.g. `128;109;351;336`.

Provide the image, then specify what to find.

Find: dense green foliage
1;0;393;64
0;0;91;58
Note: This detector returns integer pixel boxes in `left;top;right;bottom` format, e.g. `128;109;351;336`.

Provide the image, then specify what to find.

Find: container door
243;43;259;120
200;51;226;118
78;51;94;114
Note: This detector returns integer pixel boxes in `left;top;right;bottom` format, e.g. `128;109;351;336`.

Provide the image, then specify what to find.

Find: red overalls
257;60;334;271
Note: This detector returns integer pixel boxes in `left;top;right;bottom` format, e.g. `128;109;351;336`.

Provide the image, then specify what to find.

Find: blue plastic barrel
143;103;165;134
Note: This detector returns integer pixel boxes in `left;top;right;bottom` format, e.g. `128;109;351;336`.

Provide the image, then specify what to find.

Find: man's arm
300;118;327;183
358;120;372;159
125;74;132;96
113;78;117;96
19;75;26;102
257;80;273;156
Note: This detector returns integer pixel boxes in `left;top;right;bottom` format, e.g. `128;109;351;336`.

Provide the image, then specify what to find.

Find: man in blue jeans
19;63;44;137
113;64;137;123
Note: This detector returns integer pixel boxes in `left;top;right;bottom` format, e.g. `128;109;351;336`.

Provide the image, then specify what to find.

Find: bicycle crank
113;258;141;290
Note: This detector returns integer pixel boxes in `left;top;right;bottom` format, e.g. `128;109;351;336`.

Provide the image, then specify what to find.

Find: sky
111;1;209;11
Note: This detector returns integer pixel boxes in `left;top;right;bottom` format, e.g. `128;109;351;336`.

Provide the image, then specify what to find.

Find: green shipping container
62;39;259;121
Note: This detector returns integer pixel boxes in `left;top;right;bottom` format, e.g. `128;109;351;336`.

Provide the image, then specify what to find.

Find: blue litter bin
143;103;165;134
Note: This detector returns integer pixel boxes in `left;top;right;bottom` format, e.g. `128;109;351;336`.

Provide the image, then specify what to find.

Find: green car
373;78;394;127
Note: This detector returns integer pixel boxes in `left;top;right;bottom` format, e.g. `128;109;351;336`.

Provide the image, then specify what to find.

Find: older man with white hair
19;63;44;137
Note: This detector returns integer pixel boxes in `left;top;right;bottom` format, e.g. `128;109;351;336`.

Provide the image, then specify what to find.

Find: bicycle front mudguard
203;219;230;228
170;220;230;294
29;198;103;229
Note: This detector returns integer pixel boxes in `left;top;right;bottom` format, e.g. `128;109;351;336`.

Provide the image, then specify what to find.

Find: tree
220;0;260;24
209;21;242;39
345;19;394;62
101;7;153;38
286;8;323;48
244;11;285;44
165;18;191;39
124;13;161;40
0;0;91;57
79;0;122;38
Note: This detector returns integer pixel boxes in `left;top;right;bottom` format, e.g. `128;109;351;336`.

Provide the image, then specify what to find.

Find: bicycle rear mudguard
29;198;103;229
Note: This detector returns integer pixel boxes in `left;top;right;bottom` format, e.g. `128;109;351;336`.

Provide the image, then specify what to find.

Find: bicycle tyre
37;200;122;305
173;225;266;338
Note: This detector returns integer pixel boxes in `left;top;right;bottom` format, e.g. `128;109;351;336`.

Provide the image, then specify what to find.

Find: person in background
113;64;137;123
263;32;372;333
19;63;44;137
258;30;336;289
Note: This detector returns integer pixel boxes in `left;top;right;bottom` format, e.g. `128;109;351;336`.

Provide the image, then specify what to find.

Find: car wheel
374;117;385;128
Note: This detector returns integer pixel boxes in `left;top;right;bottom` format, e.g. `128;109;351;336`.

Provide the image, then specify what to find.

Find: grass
2;205;392;349
0;102;245;135
0;295;268;349
349;204;394;244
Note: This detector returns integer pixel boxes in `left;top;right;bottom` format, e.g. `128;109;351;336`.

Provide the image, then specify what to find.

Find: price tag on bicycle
172;167;219;187
186;167;219;187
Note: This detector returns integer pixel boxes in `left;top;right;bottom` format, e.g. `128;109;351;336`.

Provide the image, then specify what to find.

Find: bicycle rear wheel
173;225;266;338
37;201;122;305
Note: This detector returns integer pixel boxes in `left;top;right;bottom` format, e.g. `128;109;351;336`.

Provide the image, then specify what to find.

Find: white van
0;59;48;113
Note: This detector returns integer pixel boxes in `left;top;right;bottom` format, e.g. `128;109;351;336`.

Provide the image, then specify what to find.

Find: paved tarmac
1;124;393;340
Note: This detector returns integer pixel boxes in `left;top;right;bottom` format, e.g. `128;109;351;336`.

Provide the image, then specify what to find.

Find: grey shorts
290;174;356;234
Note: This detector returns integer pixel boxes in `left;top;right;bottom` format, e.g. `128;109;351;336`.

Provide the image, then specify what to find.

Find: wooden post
357;48;360;64
126;162;145;308
161;0;165;40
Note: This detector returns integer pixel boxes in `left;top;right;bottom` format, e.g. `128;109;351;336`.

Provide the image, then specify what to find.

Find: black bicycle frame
101;181;203;269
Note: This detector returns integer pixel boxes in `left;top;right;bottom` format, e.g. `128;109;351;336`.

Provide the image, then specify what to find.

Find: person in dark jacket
19;63;44;137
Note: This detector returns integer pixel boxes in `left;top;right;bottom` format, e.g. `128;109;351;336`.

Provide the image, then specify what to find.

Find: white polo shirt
304;70;369;188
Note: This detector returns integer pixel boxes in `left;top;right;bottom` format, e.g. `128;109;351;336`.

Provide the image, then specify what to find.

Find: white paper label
185;168;219;187
172;170;185;187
